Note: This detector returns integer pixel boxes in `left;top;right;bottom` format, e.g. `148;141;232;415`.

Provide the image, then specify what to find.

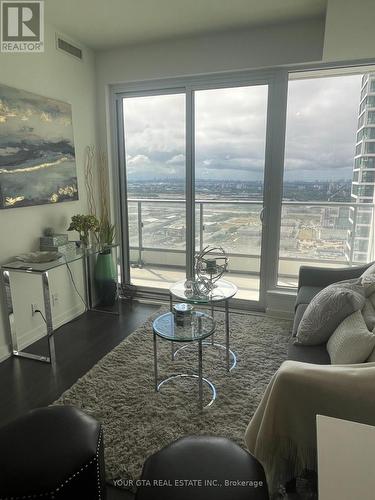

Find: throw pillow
362;299;375;330
295;282;365;346
327;310;375;364
361;262;375;278
361;274;375;297
366;345;375;362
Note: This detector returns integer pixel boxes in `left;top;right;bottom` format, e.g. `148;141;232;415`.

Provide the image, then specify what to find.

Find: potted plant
94;217;117;306
67;214;99;248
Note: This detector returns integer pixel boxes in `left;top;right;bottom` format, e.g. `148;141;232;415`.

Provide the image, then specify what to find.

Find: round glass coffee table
169;279;237;372
153;311;216;411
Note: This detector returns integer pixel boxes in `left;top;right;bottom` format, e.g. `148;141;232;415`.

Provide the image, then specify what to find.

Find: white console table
1;246;119;365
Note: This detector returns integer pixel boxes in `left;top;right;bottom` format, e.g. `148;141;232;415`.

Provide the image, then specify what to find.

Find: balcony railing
127;198;375;282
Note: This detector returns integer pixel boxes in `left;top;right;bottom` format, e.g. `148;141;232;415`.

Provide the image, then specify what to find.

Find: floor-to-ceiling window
119;78;273;305
277;70;374;287
194;85;268;301
123;92;186;290
115;65;375;308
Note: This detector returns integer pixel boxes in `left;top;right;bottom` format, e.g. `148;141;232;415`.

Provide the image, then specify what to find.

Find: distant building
346;73;375;263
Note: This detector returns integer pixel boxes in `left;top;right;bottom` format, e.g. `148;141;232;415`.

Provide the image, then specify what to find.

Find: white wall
0;22;97;361
323;0;375;61
96;17;325;149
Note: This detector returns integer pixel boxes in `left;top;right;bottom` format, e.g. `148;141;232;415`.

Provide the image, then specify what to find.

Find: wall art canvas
0;84;78;209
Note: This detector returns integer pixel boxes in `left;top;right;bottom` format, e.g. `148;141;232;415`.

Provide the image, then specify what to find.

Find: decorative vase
94;248;117;306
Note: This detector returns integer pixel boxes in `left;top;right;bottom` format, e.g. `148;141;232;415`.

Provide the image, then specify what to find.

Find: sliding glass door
118;78;274;307
122;92;186;291
194;86;268;301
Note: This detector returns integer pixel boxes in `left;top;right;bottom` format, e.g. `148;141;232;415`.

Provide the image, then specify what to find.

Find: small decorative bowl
16;251;63;263
173;303;194;326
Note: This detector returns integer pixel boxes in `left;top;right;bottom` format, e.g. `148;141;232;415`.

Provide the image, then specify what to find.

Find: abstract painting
0;84;78;209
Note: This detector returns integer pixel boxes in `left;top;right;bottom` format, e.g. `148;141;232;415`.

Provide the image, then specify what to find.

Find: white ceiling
46;0;327;51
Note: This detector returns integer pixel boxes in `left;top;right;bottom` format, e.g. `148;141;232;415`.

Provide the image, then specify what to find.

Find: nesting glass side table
169;279;237;372
153;311;216;411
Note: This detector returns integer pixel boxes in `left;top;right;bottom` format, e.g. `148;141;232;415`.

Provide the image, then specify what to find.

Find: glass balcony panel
361;171;375;182
354;239;369;252
359;157;375;168
358;185;374;197
128;201;139;247
364;142;375;154
368;128;375;139
357;210;372;224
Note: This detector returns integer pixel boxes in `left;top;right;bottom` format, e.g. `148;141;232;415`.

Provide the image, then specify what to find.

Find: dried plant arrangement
84;146;116;251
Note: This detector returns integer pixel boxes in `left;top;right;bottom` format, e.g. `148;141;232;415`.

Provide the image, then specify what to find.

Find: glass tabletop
170;279;237;304
2;251;84;273
153;311;215;342
1;244;119;273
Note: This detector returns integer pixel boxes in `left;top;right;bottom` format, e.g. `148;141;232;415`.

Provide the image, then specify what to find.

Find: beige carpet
54;308;291;485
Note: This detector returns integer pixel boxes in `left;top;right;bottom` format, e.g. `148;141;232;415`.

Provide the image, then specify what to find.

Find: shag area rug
54;309;291;485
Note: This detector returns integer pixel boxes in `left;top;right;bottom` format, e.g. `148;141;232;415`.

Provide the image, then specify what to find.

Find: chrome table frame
2;269;55;364
1;246;121;366
153;315;216;412
169;293;237;373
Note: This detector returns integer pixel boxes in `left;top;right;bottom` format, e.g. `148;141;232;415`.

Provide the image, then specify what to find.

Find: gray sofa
288;262;373;365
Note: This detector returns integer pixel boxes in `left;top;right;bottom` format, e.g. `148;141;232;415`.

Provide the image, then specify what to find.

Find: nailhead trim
0;427;104;500
96;428;103;500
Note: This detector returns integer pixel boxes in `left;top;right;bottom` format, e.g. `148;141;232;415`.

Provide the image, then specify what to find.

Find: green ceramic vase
94;249;117;306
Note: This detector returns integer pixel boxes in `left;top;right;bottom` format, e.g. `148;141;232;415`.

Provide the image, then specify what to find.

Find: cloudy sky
123;73;362;183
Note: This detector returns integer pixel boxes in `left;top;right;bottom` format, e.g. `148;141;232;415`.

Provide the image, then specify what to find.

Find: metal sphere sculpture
184;276;213;299
195;246;228;285
184;246;229;299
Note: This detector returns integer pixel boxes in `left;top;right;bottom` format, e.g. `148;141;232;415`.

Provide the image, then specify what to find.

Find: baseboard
266;307;294;320
0;304;85;361
0;342;12;363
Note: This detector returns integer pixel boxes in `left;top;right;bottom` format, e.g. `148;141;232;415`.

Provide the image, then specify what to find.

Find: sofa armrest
298;263;373;290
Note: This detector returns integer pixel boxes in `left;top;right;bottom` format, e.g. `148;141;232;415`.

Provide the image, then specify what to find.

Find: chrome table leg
225;299;230;372
153;330;158;392
2;270;18;355
198;340;203;411
210;302;215;345
42;271;56;365
170;294;175;359
2;270;55;364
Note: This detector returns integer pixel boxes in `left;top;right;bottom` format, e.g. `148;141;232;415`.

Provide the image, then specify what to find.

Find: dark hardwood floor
0;299;159;427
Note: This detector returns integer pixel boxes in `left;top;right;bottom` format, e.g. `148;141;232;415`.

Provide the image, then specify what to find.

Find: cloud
127;154;151;166
123;75;363;182
166;154;185;165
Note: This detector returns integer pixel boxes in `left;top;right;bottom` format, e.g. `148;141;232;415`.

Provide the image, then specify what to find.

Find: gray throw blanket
244;360;375;493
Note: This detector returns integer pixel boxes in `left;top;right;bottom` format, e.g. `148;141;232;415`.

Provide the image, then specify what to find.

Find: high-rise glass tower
346;73;375;263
